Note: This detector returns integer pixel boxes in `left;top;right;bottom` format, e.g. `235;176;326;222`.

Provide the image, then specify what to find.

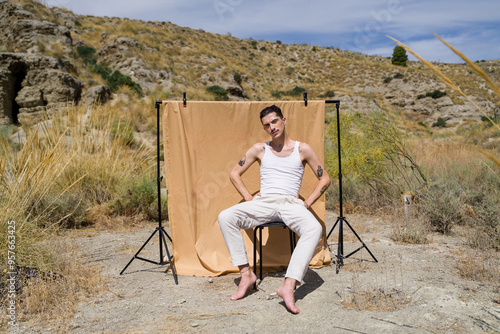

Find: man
218;105;330;314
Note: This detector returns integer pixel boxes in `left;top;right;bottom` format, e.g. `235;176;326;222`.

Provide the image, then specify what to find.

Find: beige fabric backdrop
162;101;330;276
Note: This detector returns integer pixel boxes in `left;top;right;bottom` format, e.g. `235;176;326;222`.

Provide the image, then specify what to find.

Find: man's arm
230;143;264;201
299;143;331;209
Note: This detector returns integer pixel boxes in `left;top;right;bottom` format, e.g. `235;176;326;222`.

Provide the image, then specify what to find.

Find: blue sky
46;0;500;63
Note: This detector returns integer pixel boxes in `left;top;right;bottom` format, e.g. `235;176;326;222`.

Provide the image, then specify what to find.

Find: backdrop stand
325;100;377;273
120;101;178;284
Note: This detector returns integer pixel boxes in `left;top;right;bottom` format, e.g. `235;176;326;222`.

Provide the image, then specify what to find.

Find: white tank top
260;141;304;197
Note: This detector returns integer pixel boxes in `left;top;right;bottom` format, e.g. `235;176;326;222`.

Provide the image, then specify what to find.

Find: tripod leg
336;217;344;273
120;228;159;275
343;219;378;262
159;227;178;285
326;217;339;240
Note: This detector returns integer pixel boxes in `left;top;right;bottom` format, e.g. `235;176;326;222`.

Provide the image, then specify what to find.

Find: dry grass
339;260;413;311
390;209;431;245
338;252;414;312
0;103;156;327
340;287;412;312
409;140;484;174
0;239;106;332
453;250;500;287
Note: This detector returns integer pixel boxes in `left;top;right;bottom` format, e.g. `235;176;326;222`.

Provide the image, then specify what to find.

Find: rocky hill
1;0;499;129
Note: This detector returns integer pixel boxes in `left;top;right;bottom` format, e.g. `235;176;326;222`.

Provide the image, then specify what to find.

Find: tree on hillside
392;45;408;67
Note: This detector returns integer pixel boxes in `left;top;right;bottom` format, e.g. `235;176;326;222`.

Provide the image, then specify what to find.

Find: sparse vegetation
2;2;499;329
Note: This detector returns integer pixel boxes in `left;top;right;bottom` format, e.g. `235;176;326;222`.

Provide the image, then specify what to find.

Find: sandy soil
17;212;500;333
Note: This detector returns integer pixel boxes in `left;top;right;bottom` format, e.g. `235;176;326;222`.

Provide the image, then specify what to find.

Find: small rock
191;322;199;327
208;278;213;283
177;299;186;304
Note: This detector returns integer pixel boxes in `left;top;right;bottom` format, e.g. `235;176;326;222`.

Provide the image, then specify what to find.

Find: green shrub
325;110;426;211
426;90;447;99
206;85;229;100
111;119;135;146
417;161;500;247
432;117;446;128
394;72;404;79
287;85;306;96
271;90;285;98
285;67;295;75
110;175;167;220
107;70;142;95
383;77;393;84
319;90;335;98
77;44;142;96
391;45;408;66
233;72;242;85
481;115;500;128
76;45;96;64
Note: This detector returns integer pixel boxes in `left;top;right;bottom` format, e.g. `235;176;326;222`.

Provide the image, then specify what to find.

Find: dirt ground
16;211;500;333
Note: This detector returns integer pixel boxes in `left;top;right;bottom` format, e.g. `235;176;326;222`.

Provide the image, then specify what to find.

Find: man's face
261;112;286;139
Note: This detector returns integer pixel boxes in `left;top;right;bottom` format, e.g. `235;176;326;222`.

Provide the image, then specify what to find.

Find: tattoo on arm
320;185;327;194
238;156;246;167
317;165;323;177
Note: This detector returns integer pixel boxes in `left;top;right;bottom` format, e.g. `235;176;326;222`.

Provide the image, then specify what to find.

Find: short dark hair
260;105;283;120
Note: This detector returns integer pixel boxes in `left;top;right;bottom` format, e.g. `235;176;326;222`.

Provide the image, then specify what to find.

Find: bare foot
230;267;257;301
276;278;299;314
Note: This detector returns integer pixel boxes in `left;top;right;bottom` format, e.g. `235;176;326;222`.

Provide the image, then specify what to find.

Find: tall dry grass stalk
1;103;155;327
388;34;500;167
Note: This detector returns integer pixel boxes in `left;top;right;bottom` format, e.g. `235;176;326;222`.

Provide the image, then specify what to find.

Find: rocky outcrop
0;53;82;125
97;37;171;91
85;85;112;106
0;2;73;54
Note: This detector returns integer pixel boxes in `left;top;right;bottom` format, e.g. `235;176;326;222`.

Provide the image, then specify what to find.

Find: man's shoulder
250;142;267;152
298;141;313;152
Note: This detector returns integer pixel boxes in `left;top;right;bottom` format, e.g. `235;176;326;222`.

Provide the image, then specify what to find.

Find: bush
77;44;142;96
233;72;242;85
110;119;135;146
285;67;295;75
107;70;142;95
206;85;229;100
419;183;462;234
391;45;408;66
271;90;285;98
383;77;393;84
432;117;446;128
325;110;426;212
76;45;96;64
110;175;167;220
287;85;306;96
426;89;447;99
417;161;500;246
319;90;335;98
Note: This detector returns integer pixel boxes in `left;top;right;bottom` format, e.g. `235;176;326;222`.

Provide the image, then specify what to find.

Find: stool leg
253;228;257;290
259;227;263;282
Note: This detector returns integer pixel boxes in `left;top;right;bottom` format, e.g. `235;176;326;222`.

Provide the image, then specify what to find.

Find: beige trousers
218;194;322;282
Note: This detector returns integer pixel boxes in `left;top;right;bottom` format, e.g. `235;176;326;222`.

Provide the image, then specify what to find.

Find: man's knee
218;209;231;227
307;221;323;242
218;207;238;230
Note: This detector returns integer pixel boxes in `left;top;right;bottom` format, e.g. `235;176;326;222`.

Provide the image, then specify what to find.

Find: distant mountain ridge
1;0;498;129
